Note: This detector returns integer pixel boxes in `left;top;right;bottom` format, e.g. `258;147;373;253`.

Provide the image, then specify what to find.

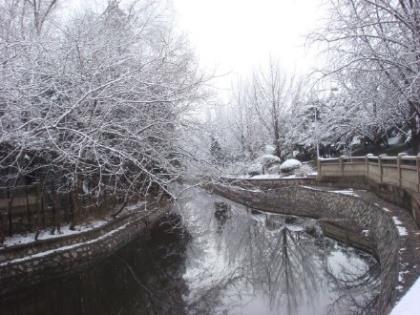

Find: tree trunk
273;115;281;158
410;114;420;153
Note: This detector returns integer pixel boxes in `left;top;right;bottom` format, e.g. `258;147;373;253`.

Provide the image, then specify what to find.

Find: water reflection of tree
0;214;191;315
323;244;380;315
192;206;380;315
189;212;324;315
232;216;322;314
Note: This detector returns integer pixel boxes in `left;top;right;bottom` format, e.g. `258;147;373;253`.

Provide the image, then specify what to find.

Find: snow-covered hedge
279;159;302;172
258;154;281;166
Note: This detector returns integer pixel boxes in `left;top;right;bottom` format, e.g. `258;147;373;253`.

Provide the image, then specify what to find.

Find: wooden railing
318;154;420;192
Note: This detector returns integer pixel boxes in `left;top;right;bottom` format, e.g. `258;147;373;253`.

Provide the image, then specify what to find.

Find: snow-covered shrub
247;163;263;176
279;159;302;172
258;154;281;166
263;145;277;155
267;164;282;174
294;163;316;177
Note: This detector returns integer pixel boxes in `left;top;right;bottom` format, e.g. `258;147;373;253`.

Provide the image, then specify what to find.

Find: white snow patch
330;189;359;197
258;154;281;165
263;145;276;155
396;285;404;292
393;217;403;225
351;136;361;145
388;135;402;146
279;159;302;171
399;271;409;282
284;224;305;232
300;185;322;191
392;217;408;236
0;222;129;267
396;226;408;236
282;174;297;179
405;130;412;144
125;201;146;211
327;250;369;276
390;277;420;315
2;219;109;247
251;174;283;179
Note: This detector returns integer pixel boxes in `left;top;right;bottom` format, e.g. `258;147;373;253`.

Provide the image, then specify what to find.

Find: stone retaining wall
223;175;420;229
210;184;420;314
0;204;170;297
220;176;317;189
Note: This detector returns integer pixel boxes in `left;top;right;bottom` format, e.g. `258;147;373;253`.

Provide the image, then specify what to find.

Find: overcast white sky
66;0;326;98
173;0;326;95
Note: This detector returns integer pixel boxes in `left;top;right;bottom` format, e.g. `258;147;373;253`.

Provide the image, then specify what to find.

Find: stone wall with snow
211;183;420;314
0;206;169;296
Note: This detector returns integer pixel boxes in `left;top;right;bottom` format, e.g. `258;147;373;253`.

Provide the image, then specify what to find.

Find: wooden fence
0;184;119;243
318;154;420;192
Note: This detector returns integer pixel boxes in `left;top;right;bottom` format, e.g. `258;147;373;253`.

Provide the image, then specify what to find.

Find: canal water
0;189;380;315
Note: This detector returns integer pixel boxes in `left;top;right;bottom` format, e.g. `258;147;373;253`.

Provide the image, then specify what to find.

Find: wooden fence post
365;154;369;177
417;154;420;192
0;190;4;244
397;153;402;187
398;153;407;188
35;183;41;230
41;188;46;229
6;187;12;236
317;158;321;178
378;155;383;184
339;156;344;176
25;186;32;231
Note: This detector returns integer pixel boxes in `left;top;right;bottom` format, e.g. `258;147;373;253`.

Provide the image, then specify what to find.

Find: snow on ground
282;174;298;179
250;174;288;179
329;189;360;197
1;219;109;248
125;201;146;211
392;216;408;236
390;276;420;315
399;270;409;282
1;201;147;248
0;222;129;267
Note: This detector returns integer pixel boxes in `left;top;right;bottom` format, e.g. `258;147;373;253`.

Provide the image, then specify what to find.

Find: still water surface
0;189;380;315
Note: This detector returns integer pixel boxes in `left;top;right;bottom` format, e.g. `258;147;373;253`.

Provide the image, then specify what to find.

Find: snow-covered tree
0;0;207;202
209;61;303;165
311;0;420;152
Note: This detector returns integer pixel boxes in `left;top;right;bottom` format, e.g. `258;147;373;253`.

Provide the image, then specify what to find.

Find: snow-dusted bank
0;202;170;296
